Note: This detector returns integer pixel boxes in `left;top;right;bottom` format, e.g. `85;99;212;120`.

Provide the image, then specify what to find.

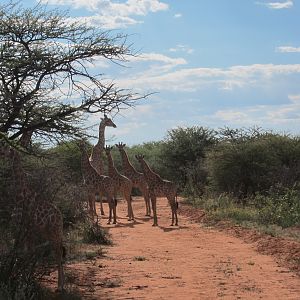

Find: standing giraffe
0;133;65;291
104;145;134;221
115;142;151;216
89;115;117;215
135;154;178;227
79;141;117;224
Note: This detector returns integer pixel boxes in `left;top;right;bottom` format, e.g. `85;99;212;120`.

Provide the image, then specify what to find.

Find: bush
0;238;51;300
207;131;300;201
82;221;112;245
256;188;300;228
161;126;216;189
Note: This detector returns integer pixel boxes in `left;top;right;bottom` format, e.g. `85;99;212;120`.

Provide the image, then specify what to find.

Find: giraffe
135;154;178;227
104;145;134;221
89;114;117;215
115;142;151;216
79;141;117;224
0;132;65;291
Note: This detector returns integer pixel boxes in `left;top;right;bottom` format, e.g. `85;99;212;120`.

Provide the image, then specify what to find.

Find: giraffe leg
93;196;98;217
175;201;178;226
113;198;117;224
55;242;64;292
125;192;134;221
151;196;158;226
169;198;175;226
129;195;134;221
99;192;105;215
141;186;151;216
107;200;112;224
88;194;94;217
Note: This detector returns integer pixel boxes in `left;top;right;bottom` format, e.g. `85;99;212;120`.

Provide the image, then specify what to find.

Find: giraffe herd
0;114;178;292
82;115;178;228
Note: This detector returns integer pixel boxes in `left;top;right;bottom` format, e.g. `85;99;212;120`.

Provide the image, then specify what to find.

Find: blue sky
25;0;300;145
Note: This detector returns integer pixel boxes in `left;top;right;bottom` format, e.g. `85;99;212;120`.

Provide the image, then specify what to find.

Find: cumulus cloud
212;92;300;128
256;1;293;9
117;63;300;92
40;0;169;29
277;46;300;53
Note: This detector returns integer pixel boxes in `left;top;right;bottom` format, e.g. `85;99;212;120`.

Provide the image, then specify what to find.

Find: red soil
47;197;300;299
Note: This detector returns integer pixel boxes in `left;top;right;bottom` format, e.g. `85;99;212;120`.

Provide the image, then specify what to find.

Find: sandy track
61;197;300;299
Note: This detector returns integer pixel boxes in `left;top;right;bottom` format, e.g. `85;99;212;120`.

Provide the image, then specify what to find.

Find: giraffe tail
175;193;179;209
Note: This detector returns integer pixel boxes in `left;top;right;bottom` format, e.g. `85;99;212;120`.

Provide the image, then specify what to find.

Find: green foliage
130;141;165;175
207;131;300;200
50;141;83;183
0;238;51;300
256;188;300;228
0;1;141;142
162;126;217;189
82;221;112;245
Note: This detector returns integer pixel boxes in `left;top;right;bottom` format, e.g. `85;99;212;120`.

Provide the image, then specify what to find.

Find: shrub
82;221;112;245
206;131;300;202
256;188;300;228
161;126;217;189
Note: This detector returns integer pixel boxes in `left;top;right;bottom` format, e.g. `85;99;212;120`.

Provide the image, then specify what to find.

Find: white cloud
40;0;169;29
174;13;182;18
129;52;187;67
256;1;293;9
277;46;300;53
215;110;249;122
213;92;300;128
288;94;300;103
169;44;194;54
117;63;300;92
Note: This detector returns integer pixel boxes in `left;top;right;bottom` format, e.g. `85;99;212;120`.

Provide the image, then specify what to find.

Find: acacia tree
0;1;144;144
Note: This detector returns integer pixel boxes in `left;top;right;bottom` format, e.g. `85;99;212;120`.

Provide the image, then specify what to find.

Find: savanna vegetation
0;1;140;298
130;126;300;236
1;1;300;299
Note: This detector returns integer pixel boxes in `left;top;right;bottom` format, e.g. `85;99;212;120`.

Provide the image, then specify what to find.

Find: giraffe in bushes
0;132;65;291
89;114;117;215
115;142;151;216
135;154;178;227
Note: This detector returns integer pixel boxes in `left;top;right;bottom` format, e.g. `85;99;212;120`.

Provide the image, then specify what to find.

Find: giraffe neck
120;149;137;173
139;159;159;182
106;151;118;177
89;120;107;174
81;148;96;179
89;145;104;174
97;121;106;150
10;150;32;210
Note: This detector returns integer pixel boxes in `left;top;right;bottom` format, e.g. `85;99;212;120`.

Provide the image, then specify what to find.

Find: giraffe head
101;114;117;128
104;145;114;155
135;154;145;163
115;142;126;150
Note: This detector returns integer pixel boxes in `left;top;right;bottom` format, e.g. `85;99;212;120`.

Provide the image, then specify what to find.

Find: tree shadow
134;216;152;222
158;225;189;232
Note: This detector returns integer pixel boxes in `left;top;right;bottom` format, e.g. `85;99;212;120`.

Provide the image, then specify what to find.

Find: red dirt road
60;197;300;299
